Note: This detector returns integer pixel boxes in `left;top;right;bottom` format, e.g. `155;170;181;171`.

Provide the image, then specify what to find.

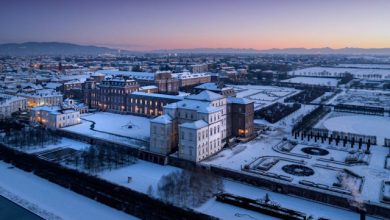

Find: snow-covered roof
32;105;61;114
186;90;224;102
227;97;253;105
0;94;26;106
150;114;172;124
179;120;208;129
45;82;63;89
20;83;43;90
174;99;222;114
32;105;77;115
195;82;230;92
18;89;63;98
96;70;155;81
171;71;210;79
131;92;183;100
139;85;158;90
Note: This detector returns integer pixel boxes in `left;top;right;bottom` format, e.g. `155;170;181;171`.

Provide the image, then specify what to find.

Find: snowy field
83;112;150;140
1;134;384;219
0;161;138;220
229;85;298;110
203;125;390;206
95;155;378;220
281;77;339;87
254;104;317;133
289;67;390;80
62;112;151;147
329;89;390;108
315;112;390;145
98;160;180;194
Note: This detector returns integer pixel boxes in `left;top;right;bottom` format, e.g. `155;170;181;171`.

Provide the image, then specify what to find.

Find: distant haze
2;42;390;56
0;0;389;51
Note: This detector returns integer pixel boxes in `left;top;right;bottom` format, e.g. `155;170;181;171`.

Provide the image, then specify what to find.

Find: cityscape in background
1;1;390;220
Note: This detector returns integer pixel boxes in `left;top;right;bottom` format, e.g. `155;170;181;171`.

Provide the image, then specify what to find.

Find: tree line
156;168;223;208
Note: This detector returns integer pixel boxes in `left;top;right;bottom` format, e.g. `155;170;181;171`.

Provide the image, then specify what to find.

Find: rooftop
186;90;224;102
179;120;208;129
131;92;183;100
172;99;222;113
150;114;172;124
95;70;155;81
195;82;232;92
227;97;253;105
32;105;77;115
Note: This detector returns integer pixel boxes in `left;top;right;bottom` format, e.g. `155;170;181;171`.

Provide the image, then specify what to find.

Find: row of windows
198;139;220;156
130;98;165;107
180;124;221;141
177;111;221;123
59;114;77;121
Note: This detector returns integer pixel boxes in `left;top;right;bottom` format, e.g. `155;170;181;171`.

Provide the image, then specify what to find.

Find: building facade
172;72;211;88
83;77;139;113
150;91;226;162
227;97;254;139
194;82;236;97
94;70;179;94
149;90;255;162
149;114;177;155
127;92;183;116
0;94;27;119
19;90;63;108
190;63;209;73
31;105;80;129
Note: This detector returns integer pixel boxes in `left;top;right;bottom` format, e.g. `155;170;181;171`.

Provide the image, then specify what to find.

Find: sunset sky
0;0;389;50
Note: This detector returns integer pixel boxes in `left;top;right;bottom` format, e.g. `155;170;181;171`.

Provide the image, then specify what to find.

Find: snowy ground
254;104;317;133
229;84;299;110
24;138;90;154
289;67;390;80
95;156;380;220
62;112;151;147
0;161;138;220
97;160;180;194
315;111;390;146
328;89;390;109
203;124;390;207
2;136;384;220
282;77;339;87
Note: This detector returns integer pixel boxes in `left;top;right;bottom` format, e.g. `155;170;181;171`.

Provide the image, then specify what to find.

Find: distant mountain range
155;47;390;55
1;42;390;56
0;42;126;56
